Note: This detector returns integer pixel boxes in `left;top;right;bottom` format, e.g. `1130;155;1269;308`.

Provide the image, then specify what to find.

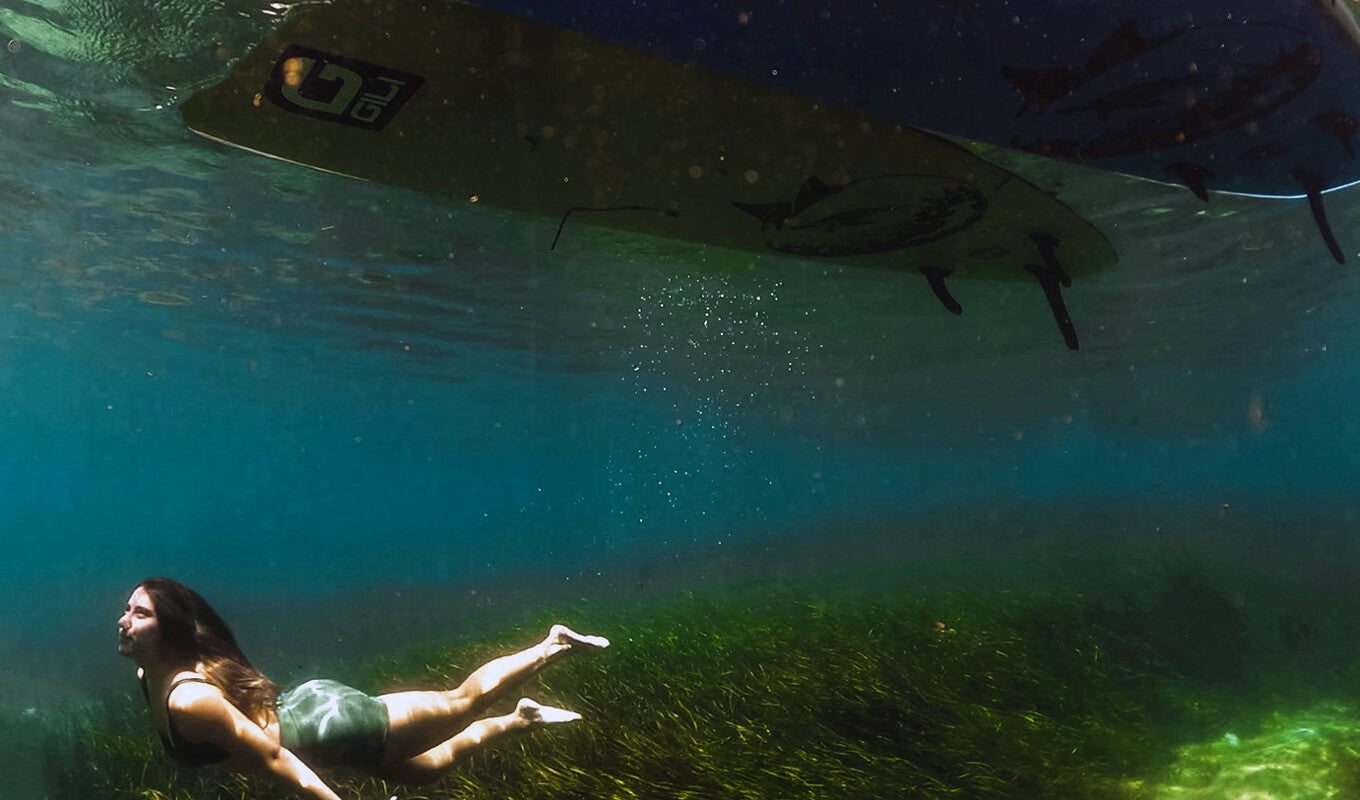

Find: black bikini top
139;675;232;766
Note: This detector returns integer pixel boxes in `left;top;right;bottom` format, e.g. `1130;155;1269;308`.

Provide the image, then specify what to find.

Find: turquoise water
4;1;1360;797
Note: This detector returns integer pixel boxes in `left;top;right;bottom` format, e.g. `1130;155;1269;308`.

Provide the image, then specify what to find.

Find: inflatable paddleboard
181;0;1116;349
480;0;1360;262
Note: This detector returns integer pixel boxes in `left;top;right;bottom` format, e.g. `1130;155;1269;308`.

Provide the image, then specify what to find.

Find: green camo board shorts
277;679;390;769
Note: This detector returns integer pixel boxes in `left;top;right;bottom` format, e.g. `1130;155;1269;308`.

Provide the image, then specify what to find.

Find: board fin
1027;233;1079;350
1164;162;1213;201
1029;233;1073;287
1291;166;1345;263
1027;264;1080;350
920;266;963;314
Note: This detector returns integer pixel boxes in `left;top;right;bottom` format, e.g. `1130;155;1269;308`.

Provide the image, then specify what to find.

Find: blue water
2;0;1360;738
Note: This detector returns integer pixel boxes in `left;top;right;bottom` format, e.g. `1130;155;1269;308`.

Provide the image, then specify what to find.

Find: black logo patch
264;45;425;131
734;175;987;257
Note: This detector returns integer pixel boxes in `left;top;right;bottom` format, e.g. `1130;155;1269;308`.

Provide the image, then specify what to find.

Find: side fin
1164;162;1213;201
920;267;963;314
1291;167;1345;263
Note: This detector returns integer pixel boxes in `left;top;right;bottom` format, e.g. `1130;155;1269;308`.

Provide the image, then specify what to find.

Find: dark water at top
1;0;1358;721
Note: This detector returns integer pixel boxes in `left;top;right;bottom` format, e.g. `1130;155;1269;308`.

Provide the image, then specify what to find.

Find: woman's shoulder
162;672;251;761
166;672;225;710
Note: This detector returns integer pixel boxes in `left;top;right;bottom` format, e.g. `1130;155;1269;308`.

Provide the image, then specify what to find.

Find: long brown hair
139;577;279;723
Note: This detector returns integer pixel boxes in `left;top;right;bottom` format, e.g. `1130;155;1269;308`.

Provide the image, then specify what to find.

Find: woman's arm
168;683;346;800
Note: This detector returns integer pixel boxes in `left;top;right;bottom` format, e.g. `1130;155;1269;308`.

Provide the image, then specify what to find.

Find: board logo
264;45;424;131
734;175;987;257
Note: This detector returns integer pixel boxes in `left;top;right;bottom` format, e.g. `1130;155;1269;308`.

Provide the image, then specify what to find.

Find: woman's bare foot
516;697;582;726
542;624;610;661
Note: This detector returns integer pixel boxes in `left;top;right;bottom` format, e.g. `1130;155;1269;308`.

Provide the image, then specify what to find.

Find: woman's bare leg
380;699;581;784
378;625;608;763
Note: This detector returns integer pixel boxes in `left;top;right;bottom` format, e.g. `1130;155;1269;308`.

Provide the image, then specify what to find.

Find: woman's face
117;585;160;661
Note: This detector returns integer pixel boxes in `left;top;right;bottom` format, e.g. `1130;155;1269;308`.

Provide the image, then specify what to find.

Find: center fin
1026;233;1079;350
1027;264;1080;350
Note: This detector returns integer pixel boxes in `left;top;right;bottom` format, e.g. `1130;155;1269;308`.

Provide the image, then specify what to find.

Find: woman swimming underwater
117;577;610;798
